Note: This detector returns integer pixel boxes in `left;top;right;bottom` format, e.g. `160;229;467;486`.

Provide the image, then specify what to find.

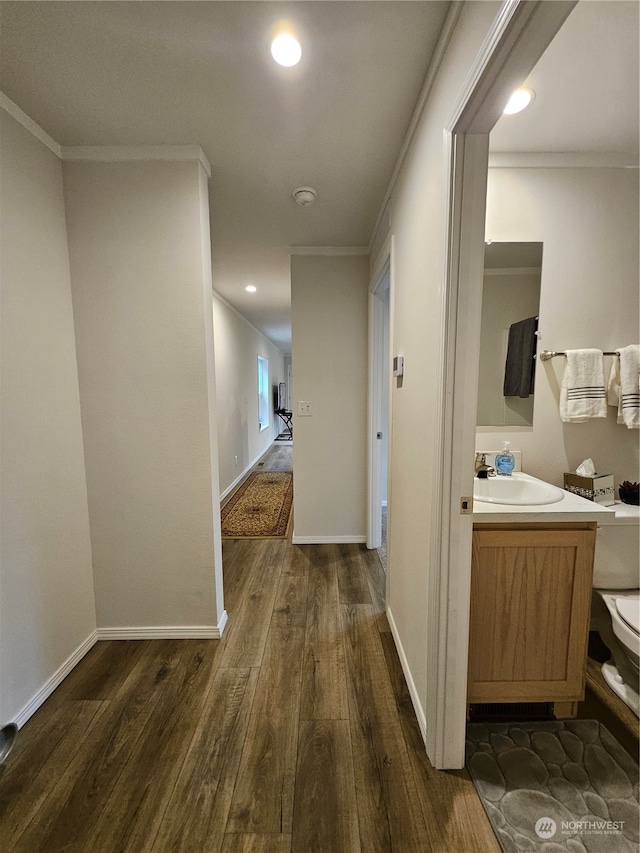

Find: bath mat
221;471;292;538
466;720;639;852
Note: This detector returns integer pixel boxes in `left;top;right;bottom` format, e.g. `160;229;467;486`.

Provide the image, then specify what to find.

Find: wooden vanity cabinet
467;522;597;711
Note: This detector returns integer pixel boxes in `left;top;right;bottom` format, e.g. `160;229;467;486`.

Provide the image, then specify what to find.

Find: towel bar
538;349;619;361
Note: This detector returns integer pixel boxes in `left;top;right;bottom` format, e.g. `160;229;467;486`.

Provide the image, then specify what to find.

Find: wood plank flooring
581;657;640;761
0;445;500;853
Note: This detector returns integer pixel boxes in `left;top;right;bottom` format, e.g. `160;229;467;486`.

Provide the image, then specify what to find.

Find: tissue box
563;473;615;506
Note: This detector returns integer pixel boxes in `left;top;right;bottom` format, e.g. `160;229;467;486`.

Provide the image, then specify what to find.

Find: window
258;356;269;431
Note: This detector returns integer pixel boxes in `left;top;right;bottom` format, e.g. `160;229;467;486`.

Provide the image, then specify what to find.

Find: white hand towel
560;349;607;422
607;344;640;428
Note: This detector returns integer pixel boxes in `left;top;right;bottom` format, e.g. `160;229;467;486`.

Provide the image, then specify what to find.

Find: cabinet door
468;528;595;703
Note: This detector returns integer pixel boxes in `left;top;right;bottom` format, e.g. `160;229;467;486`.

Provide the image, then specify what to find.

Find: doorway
433;1;577;768
367;242;393;565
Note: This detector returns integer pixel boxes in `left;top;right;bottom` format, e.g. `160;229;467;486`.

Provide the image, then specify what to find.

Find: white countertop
472;484;615;523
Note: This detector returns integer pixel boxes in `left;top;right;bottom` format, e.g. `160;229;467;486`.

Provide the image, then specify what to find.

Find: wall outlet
297;401;313;417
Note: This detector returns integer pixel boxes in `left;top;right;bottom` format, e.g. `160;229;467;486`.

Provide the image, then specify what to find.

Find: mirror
477;242;542;427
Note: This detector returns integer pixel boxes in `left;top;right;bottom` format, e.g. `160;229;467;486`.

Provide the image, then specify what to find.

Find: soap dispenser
495;441;515;476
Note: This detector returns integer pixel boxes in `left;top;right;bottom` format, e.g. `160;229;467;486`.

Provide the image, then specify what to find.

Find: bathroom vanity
469;478;613;717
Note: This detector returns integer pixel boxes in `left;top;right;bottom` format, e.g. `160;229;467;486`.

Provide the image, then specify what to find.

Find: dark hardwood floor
579;656;640;761
0;444;500;852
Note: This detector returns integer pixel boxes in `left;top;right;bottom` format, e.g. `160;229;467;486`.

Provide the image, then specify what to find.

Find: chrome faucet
475;452;495;477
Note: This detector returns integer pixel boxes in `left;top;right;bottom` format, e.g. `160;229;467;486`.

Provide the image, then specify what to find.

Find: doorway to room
367;248;392;572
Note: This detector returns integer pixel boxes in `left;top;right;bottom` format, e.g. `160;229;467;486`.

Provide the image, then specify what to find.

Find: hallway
0;444;498;852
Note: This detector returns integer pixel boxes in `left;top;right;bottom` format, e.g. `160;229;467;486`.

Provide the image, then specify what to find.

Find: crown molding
61;144;211;177
212;289;287;357
0;94;212;176
368;1;464;256
489;151;639;169
0;92;62;157
289;246;369;256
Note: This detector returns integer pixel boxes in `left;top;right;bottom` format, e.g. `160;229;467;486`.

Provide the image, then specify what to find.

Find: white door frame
430;0;576;768
367;235;394;551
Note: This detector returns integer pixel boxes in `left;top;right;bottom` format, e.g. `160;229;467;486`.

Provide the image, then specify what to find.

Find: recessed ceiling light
271;33;302;67
245;285;257;293
503;88;535;115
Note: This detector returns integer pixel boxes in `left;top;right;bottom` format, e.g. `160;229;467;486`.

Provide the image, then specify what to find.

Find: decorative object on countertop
619;481;640;506
564;459;615;506
503;316;537;398
607;344;640;429
559;349;607;422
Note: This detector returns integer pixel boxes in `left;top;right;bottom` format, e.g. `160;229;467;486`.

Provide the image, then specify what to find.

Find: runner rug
221;471;293;538
466;720;639;852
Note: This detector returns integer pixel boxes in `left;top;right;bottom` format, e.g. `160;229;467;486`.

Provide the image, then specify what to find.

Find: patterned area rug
221;471;293;538
466;720;639;852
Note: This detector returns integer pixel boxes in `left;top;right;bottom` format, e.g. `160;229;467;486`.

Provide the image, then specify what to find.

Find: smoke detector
292;186;317;207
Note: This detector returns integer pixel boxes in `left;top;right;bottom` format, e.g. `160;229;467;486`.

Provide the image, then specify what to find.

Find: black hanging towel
503;316;538;398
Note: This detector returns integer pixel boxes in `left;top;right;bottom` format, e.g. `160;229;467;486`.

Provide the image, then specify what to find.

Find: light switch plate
297;401;313;417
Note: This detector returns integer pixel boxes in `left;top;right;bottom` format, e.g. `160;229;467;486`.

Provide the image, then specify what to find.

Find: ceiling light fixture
292;186;317;207
245;285;257;293
271;33;302;67
503;88;535;115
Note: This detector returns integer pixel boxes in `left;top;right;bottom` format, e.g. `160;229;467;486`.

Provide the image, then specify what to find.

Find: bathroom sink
473;472;564;506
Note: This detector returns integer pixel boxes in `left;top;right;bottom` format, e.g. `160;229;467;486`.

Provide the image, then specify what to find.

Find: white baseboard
13;630;99;728
387;606;427;743
96;620;226;640
8;612;229;730
217;609;229;637
220;445;275;502
291;533;367;545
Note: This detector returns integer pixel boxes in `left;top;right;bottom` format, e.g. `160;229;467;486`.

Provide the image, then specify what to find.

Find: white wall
291;254;369;542
374;1;501;734
0;111;96;724
63;159;223;631
481;167;639;486
213;293;285;496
